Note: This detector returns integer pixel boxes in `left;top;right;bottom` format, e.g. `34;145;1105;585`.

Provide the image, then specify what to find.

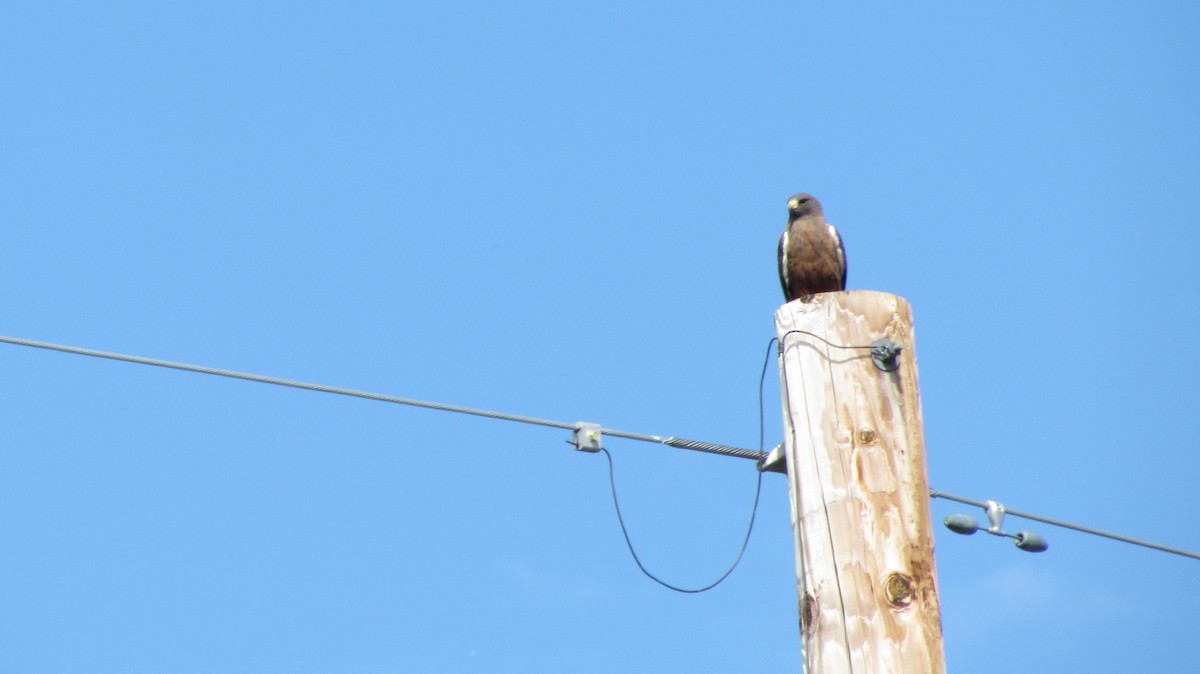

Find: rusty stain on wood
776;290;945;673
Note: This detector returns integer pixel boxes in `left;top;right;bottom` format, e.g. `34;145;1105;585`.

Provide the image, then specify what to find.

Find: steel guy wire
0;334;765;462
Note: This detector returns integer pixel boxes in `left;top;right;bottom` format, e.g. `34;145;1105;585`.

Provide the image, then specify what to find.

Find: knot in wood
883;572;916;609
858;427;877;445
800;592;818;636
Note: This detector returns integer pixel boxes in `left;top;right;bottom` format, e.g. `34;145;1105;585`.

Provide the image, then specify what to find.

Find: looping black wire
600;448;763;593
599;336;777;593
759;337;777;463
777;329;876;354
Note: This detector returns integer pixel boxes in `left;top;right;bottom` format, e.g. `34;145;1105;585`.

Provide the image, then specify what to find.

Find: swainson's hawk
777;193;847;302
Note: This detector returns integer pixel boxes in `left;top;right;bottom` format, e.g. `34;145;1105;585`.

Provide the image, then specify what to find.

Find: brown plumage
777;193;847;302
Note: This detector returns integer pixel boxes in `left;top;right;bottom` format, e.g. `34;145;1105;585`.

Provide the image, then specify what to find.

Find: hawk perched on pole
777;193;847;302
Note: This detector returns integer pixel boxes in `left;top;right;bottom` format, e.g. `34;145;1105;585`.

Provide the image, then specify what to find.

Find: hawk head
786;193;823;220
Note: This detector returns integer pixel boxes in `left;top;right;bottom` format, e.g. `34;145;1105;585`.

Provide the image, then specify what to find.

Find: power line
931;491;1200;561
0;334;766;463
4;333;1195;563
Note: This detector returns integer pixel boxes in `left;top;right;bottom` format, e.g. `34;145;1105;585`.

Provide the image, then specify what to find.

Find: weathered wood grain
776;291;944;673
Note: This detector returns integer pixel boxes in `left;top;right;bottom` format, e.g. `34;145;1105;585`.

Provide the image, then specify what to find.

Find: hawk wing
777;228;791;300
828;222;847;289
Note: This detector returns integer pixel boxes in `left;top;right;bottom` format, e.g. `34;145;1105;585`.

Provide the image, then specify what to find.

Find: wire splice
572;422;603;453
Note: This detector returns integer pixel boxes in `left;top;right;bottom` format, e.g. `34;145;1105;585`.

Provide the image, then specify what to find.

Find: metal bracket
572;422;603;453
871;338;903;372
760;444;787;473
984;500;1006;533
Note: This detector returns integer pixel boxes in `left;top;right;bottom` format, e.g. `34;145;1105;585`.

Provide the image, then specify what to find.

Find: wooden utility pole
771;291;945;673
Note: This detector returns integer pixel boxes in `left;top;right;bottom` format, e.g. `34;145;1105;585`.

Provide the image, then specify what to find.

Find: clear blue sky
3;2;1198;672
